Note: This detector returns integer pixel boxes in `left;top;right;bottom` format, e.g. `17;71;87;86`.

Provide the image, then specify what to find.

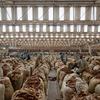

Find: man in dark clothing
60;52;67;65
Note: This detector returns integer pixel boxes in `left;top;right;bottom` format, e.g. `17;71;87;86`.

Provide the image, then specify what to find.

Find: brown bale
1;63;12;76
7;68;24;91
11;88;38;100
0;84;5;100
0;77;14;100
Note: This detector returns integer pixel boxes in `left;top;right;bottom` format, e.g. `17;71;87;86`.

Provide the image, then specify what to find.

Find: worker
60;52;67;65
76;54;87;73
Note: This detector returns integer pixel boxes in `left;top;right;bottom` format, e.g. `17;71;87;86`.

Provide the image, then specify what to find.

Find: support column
97;7;100;20
1;7;7;33
33;7;38;34
74;25;77;32
33;7;38;20
43;7;48;20
88;26;91;32
86;7;91;20
43;7;49;32
22;7;28;32
40;24;43;32
53;7;59;32
95;26;98;32
67;25;70;32
60;25;63;32
64;7;70;20
75;7;80;20
12;6;17;32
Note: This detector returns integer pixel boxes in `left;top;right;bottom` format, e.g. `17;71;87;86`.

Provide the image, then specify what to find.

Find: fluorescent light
81;35;84;38
40;35;43;38
5;35;9;38
45;35;48;38
86;35;89;38
50;34;53;38
25;35;28;38
60;35;64;38
20;35;24;38
66;35;69;38
55;34;59;38
91;35;94;38
35;34;38;38
30;35;33;38
76;35;79;38
0;35;4;38
96;35;100;38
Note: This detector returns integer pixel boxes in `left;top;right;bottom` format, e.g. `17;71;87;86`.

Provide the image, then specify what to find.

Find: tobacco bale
7;68;24;91
0;83;5;100
0;77;14;100
11;88;38;100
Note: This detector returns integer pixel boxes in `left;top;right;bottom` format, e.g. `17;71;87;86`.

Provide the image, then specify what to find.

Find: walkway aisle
47;69;61;100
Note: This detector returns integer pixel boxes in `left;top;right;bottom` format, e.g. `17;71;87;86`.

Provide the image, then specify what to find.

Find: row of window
0;6;98;20
1;25;100;32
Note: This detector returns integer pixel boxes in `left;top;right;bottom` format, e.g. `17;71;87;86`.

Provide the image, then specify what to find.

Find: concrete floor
47;69;61;100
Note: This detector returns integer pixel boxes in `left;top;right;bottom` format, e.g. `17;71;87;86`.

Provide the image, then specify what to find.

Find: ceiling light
70;35;74;38
25;35;28;38
96;35;100;38
20;35;24;38
45;34;48;38
30;35;33;38
10;35;14;38
50;34;53;38
15;35;19;38
66;35;69;38
0;35;4;38
91;35;94;38
55;34;59;38
5;35;9;38
81;35;84;38
76;35;79;38
60;35;64;38
40;35;43;38
86;35;89;38
35;34;38;38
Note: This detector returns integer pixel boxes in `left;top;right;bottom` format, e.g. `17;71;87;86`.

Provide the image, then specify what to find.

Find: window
56;26;60;32
15;26;19;32
50;26;53;32
70;25;74;32
9;26;13;32
49;7;53;20
91;26;95;32
2;25;6;32
36;25;40;32
43;25;46;32
70;7;74;20
28;7;33;20
22;25;26;32
80;7;86;20
6;7;12;20
77;25;81;32
91;7;96;20
84;25;88;32
63;25;67;32
17;7;22;20
29;25;33;32
59;7;64;20
38;7;43;20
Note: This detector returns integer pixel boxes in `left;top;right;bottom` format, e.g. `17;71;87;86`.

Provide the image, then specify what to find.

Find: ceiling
0;0;100;52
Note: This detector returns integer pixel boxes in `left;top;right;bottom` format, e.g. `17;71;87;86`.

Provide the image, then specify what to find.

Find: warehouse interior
0;0;100;100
